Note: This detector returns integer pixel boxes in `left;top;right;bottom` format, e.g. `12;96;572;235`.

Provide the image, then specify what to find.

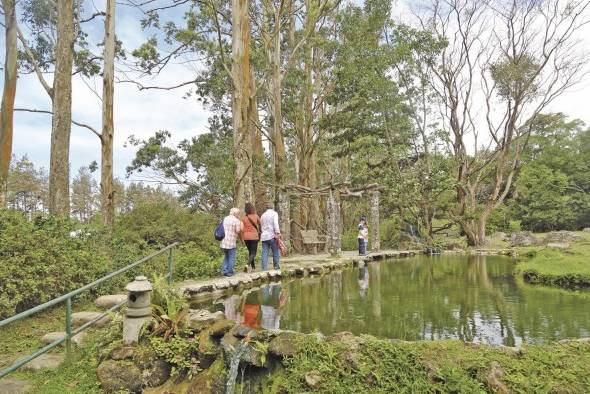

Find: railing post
168;248;174;285
65;297;72;356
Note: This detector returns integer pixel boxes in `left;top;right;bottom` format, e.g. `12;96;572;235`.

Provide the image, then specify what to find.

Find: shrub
0;210;116;318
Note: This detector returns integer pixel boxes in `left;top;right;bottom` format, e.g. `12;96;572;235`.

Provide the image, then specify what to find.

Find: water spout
225;341;249;394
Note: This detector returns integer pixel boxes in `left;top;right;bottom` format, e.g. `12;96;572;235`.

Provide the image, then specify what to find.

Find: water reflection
220;285;286;330
200;255;590;344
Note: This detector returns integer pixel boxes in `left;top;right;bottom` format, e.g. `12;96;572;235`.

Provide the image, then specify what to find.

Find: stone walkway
179;249;418;298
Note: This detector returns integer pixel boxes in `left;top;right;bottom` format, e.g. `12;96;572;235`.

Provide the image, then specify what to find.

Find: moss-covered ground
263;335;590;394
515;232;590;289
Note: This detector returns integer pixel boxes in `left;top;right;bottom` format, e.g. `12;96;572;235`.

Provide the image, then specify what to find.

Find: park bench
301;230;327;254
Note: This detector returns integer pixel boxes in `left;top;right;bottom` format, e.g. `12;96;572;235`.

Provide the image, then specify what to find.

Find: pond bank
515;233;590;289
97;315;590;394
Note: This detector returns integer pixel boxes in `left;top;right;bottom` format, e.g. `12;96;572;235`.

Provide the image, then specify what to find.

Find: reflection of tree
214;256;590;344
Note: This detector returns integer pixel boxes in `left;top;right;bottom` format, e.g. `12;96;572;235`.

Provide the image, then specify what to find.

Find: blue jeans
261;239;280;270
358;238;366;255
221;248;237;276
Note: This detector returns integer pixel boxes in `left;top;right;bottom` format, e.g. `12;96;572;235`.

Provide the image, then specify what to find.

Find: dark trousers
245;240;259;268
358;238;366;255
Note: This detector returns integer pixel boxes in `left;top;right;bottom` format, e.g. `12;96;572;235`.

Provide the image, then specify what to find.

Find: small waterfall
225;341;249;394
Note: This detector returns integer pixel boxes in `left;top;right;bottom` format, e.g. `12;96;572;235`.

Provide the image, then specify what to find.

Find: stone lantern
123;276;153;344
125;276;153;317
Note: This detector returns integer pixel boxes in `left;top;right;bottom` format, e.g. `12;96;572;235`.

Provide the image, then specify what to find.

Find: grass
264;335;590;393
515;234;590;289
0;301;112;393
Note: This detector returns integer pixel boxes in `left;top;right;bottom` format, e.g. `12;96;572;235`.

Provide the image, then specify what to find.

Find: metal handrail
0;242;178;379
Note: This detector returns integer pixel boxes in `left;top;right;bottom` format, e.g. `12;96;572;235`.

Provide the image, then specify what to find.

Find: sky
2;0;590;184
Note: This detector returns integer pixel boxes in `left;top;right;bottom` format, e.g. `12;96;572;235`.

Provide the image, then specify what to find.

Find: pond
193;255;590;346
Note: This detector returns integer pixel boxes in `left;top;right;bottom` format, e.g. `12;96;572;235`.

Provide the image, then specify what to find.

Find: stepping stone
212;279;231;289
0;378;32;394
21;354;64;371
41;331;86;347
95;294;127;309
72;311;111;328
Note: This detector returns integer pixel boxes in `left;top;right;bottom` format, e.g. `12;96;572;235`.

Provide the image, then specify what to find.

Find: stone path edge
178;250;418;298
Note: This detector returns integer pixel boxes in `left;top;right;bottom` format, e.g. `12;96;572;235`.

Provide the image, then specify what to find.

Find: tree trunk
49;0;75;215
370;191;380;252
0;0;17;207
249;76;266;214
231;0;254;210
101;0;116;231
327;188;341;256
278;189;290;251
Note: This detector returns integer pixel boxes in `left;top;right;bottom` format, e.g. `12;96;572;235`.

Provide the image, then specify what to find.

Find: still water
194;255;590;346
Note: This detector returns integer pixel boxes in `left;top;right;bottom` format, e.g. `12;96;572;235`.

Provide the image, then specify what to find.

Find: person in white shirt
358;216;369;256
220;207;244;276
260;203;281;270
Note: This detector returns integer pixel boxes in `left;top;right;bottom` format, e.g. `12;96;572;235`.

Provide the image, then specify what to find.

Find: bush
0;210;117;318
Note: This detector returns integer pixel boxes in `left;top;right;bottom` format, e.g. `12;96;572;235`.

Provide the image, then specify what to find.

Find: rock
486;361;509;394
188;309;224;329
221;331;241;357
72;311;111;328
269;331;303;358
182;282;215;295
95;294;127;309
547;242;570;250
41;331;86;347
543;231;583;244
207;318;235;338
509;232;538;247
211;279;231;290
0;378;32;394
231;324;255;338
583;228;590;233
187;358;227;394
268;270;281;279
305;370;322;389
492;231;508;241
142;359;171;388
21;354;64;371
328;332;360;368
109;346;135;360
97;359;143;393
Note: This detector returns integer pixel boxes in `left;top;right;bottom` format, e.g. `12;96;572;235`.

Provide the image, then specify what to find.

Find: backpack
214;219;225;241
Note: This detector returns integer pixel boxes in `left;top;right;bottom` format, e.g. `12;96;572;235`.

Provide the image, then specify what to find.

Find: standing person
241;202;261;272
358;216;368;256
220;207;243;276
260;202;281;270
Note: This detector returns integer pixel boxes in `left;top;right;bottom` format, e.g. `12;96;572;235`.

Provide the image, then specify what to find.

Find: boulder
72;311;111;328
95;294;127;309
41;331;86;347
509;232;538;247
269;331;304;358
328;332;360;369
491;232;509;241
22;354;63;371
187;358;227;394
542;231;583;244
547;242;570;250
97;359;143;393
109;346;135;360
305;370;322;389
583;228;590;233
188;309;224;330
231;324;255;339
142;359;171;388
198;330;222;369
207;318;236;338
486;361;509;394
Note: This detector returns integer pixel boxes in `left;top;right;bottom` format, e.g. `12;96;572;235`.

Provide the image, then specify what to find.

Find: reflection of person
260;285;284;330
241;202;261;272
223;295;242;322
220;208;244;276
260;203;281;270
358;266;369;297
358;216;369;256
